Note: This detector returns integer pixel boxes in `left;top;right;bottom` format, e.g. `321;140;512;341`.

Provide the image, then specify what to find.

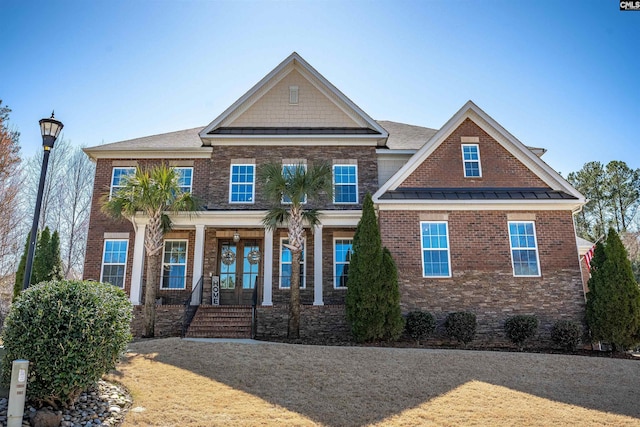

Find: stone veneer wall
131;305;184;338
255;304;351;341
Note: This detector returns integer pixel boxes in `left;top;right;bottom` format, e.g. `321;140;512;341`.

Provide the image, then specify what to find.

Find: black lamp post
22;112;63;290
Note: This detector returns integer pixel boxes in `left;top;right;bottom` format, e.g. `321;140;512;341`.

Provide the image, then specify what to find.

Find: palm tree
101;164;199;337
259;162;333;338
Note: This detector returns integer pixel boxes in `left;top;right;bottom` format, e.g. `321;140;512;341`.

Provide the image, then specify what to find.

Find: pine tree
586;228;640;351
346;193;404;342
49;230;63;281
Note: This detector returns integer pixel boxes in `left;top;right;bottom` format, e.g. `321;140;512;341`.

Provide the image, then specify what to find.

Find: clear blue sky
1;0;638;176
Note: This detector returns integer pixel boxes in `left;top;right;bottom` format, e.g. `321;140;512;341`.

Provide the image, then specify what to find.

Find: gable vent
289;86;299;105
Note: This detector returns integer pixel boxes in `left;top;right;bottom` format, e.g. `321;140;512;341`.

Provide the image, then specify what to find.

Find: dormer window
289;86;299;105
462;144;482;177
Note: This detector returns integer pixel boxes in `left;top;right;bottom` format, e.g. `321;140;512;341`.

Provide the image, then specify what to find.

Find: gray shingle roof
85;127;205;152
378;120;438;150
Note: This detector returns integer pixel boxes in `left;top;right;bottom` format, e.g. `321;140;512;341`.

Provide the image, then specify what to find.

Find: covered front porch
128;210;360;309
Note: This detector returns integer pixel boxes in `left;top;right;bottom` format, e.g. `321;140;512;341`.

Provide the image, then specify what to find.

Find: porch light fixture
233;230;240;242
23;112;64;289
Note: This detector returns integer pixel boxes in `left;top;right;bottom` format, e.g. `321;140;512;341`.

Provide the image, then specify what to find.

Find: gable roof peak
199;52;388;144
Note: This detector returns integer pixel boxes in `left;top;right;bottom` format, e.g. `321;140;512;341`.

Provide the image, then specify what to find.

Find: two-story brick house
83;52;587;344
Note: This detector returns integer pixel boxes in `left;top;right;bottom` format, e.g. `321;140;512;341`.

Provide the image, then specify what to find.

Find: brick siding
379;209;586;344
400;118;548;188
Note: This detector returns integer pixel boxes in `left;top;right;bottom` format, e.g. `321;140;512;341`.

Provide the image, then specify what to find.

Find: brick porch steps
185;305;253;338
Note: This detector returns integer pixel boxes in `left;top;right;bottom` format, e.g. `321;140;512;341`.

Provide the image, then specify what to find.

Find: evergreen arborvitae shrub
504;315;539;350
586;228;640;351
551;320;582;351
405;311;436;344
444;312;476;346
1;280;132;408
380;247;404;340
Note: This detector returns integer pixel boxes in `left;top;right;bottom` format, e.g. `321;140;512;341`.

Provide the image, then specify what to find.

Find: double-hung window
420;221;451;277
161;240;188;289
280;238;306;289
282;164;307;204
101;240;128;288
174;167;193;193
334;238;353;288
508;221;540;276
229;164;255;203
333;165;358;204
462;144;482;177
110;167;135;197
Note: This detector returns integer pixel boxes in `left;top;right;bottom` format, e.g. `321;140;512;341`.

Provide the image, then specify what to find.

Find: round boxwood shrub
405;311;436;344
551;320;582;352
444;311;476;346
505;315;539;350
1;280;132;408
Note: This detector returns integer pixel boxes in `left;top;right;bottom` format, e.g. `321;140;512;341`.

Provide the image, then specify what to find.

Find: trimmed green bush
551;320;582;351
1;280;132;408
505;315;538;350
405;311;436;343
444;312;476;346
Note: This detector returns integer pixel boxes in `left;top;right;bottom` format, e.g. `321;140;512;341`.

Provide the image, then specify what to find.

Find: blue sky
1;0;638;176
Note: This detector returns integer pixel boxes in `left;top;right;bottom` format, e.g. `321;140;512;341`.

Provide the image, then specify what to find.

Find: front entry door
219;240;261;305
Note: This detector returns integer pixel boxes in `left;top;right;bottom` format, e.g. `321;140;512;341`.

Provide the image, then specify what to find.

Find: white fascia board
205;135;383;146
373;101;585;202
375;199;583;211
133;209;362;228
83;148;213;161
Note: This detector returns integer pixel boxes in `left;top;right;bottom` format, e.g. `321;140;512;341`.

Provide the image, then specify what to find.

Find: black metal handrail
181;276;203;337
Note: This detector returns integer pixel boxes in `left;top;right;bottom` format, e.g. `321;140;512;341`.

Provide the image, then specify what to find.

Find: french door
218;240;261;305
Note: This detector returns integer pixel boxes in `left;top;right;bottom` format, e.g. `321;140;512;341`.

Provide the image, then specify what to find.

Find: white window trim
160;239;188;290
109;167;136;198
333;237;353;289
420;221;452;278
461;144;482;178
100;239;129;289
279;237;306;289
508;220;541;277
333;164;359;204
174;166;193;193
228;163;256;204
282;164;307;205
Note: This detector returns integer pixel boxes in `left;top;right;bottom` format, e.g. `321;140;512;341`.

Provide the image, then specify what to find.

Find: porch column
192;224;205;305
313;224;324;306
130;223;146;305
262;227;273;306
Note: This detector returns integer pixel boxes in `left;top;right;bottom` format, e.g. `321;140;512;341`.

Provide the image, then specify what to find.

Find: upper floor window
110;167;135;197
229;164;255;203
174;167;193;193
462;144;482;177
334;238;353;288
508;221;540;277
333;165;358;204
161;240;188;289
282;164;307;204
101;239;128;288
280;238;306;289
420;221;451;278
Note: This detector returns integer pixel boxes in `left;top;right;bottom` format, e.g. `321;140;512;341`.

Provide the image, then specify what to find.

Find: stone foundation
131;305;185;338
256;304;351;341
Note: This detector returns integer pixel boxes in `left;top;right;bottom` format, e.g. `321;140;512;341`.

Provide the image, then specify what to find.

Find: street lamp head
39;111;63;150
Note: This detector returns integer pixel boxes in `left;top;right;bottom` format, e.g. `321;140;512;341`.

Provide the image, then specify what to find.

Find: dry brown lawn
109;338;640;426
